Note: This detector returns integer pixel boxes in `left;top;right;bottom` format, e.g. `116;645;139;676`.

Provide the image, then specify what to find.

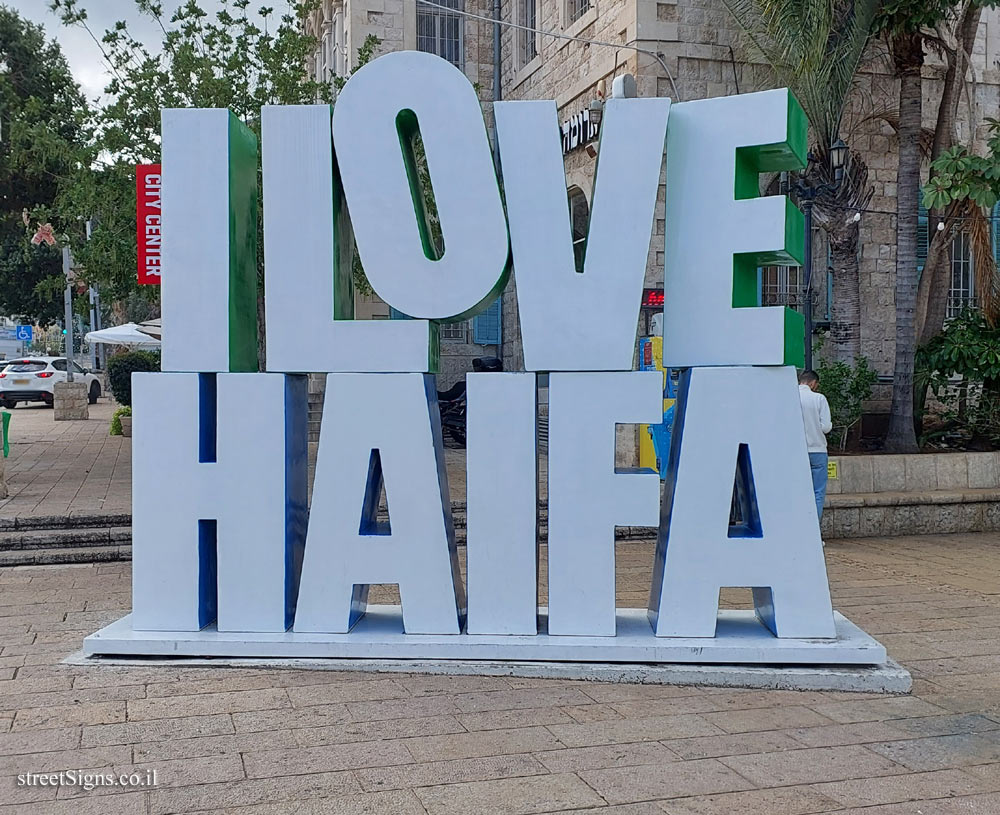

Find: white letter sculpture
131;372;307;633
661;89;806;368
648;366;836;638
84;54;889;677
261;104;438;373
496;98;670;371
466;372;538;635
160;109;259;373
295;374;464;635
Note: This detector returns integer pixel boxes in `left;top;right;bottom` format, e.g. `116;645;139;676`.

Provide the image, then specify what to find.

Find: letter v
494;97;670;371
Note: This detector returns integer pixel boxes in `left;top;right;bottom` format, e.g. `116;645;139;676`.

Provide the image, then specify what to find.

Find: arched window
567;186;589;273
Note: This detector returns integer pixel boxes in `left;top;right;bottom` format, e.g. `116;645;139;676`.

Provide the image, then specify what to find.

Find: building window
760;266;803;310
568;187;589;273
417;0;463;67
947;231;976;318
517;0;537;67
566;0;591;25
441;321;467;341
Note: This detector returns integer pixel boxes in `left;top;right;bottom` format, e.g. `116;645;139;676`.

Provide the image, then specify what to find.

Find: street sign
137;164;162;285
15;325;32;343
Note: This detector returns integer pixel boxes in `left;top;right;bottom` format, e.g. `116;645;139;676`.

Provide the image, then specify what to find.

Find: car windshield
7;362;46;373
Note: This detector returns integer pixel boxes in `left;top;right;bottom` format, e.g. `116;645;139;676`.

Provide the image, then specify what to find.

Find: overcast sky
6;1;274;102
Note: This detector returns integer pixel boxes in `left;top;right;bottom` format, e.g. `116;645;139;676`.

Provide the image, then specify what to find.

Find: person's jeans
808;452;829;522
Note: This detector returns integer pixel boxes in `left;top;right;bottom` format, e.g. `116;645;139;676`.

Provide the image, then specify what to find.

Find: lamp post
62;246;75;383
794;138;848;371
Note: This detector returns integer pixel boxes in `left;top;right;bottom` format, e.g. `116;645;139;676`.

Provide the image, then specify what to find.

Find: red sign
137;164;162;285
641;288;664;308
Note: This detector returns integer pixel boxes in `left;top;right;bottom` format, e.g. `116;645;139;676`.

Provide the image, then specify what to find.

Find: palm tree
722;0;879;363
875;0;955;452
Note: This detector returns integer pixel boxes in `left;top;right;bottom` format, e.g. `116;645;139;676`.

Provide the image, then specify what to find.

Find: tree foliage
923;119;1000;213
917;309;1000;448
918;309;1000;388
48;0;344;304
0;8;88;324
723;0;879;150
816;355;878;449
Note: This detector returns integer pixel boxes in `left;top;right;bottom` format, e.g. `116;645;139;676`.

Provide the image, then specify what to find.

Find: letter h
130;372;308;632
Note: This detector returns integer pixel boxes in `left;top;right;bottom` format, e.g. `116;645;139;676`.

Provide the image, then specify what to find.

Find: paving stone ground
1;533;999;813
0;401;131;518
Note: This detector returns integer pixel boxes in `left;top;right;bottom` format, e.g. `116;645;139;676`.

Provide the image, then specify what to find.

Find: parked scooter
436;357;503;448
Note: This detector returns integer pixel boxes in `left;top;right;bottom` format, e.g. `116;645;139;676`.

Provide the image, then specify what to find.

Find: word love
127;51;840;651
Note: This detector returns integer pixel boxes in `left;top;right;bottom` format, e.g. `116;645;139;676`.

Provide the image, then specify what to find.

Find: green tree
921;120;1000;323
50;0;365;361
0;7;88;324
915;2;997;350
917;309;1000;447
722;0;880;363
816;355;878;449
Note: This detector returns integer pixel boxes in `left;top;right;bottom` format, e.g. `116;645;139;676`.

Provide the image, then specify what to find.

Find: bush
816;356;878;450
106;351;160;406
109;405;131;436
917;310;1000;449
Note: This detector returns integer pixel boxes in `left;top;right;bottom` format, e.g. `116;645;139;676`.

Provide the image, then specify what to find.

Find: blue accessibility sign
15;325;32;342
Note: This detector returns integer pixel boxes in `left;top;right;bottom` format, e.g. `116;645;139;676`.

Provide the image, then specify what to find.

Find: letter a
648;366;836;638
295;373;465;634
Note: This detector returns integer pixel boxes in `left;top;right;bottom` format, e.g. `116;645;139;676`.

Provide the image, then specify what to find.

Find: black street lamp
793;139;849;371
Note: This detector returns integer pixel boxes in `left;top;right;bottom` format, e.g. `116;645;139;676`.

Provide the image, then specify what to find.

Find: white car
0;356;102;408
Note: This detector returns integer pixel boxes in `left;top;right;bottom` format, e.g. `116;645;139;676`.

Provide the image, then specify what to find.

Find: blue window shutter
389;307;411;320
917;203;929;274
473;296;502;345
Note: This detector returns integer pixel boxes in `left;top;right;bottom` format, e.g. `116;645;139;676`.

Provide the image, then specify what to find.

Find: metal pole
802;198;814;372
62;246;74;383
86;219;96;371
93;285;104;369
88;287;97;371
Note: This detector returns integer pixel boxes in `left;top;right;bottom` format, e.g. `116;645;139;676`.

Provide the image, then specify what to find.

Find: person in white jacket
798;370;833;520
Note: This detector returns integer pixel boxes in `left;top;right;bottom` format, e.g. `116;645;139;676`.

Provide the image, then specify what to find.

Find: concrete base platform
66;650;912;693
85;607;887;666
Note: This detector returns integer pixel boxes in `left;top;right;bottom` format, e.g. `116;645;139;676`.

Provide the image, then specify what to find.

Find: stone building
306;0;1000;417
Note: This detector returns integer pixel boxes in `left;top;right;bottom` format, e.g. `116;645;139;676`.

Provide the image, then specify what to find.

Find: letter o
333;51;509;320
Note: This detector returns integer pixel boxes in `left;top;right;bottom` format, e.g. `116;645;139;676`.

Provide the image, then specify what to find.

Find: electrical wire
818;201;1000;222
415;0;680;100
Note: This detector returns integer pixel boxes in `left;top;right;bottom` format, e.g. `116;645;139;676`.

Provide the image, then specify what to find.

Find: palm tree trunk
885;31;923;453
828;219;861;362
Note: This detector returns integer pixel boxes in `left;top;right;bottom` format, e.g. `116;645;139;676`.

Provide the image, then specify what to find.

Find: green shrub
109;405;131;436
816;356;878;450
106;351;160;406
917;310;1000;448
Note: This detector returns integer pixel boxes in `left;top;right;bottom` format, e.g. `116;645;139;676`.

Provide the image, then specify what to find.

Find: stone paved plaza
1;533;1000;814
0;402;130;519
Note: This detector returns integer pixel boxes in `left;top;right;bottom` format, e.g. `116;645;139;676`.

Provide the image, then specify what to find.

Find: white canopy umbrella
84;322;161;349
135;318;161;341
